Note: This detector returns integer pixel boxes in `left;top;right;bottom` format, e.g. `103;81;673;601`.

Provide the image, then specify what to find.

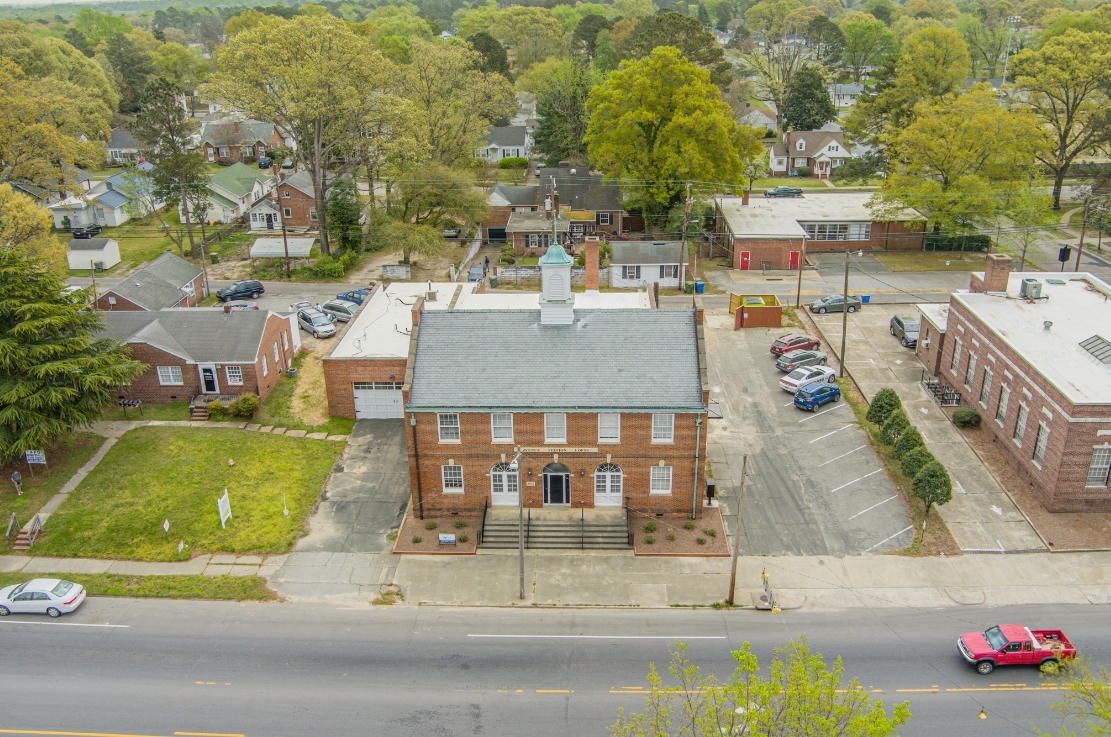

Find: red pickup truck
958;624;1076;675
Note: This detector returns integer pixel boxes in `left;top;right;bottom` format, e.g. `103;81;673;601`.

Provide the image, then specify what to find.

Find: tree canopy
532;60;601;165
626;10;733;88
783;65;836;131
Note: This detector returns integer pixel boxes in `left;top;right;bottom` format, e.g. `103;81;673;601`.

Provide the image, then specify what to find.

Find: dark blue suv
794;382;841;411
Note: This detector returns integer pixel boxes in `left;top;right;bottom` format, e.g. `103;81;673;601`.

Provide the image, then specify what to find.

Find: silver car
297;308;336;338
320;300;358;322
775;349;828;372
0;579;86;617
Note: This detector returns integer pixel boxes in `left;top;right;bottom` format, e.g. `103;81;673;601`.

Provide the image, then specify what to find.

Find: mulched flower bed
631;506;730;556
392;514;480;554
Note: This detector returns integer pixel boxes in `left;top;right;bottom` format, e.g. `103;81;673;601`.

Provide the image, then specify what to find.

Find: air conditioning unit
1019;278;1041;299
93;261;104;271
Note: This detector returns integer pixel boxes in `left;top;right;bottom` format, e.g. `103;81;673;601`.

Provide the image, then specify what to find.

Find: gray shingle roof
490;183;538;207
407;309;704;411
108;128;140;151
200;118;278;147
98;310;273;363
611;241;686;265
482;125;528;147
536;166;624;213
96;190;129;209
103;253;203;310
143;252;203;289
68;238;115;251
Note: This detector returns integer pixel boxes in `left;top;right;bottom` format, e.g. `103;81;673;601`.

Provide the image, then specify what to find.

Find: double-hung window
261;355;268;377
597;212;612;225
660;265;679;279
650;466;673;495
652;414;675;443
964;353;977;389
950;338;962;374
622;265;641;280
979;368;992;406
1013;404;1029;446
225;365;243;386
438;413;461;442
1087;447;1111;487
157;366;183;386
545;413;566;443
996;385;1009;424
273;342;280;363
491;413;513;443
598;413;620;443
1032;422;1049;466
442;465;463;493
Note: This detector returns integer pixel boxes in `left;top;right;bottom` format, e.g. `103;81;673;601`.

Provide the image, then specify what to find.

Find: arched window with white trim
594;462;623;507
490;462;519;506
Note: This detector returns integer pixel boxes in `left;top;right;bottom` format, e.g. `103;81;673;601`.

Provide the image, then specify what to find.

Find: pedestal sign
217;489;232;529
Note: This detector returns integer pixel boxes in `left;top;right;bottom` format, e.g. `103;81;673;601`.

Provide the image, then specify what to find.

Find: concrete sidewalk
0;553;285;578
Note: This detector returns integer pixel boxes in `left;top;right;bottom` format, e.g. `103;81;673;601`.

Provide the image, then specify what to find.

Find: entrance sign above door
517;447;598;454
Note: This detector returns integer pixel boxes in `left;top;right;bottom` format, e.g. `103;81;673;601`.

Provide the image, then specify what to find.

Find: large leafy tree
626;10;733;88
611;639;911;737
0;236;145;461
73;8;132;47
957;14;1009;78
152;42;208;92
744;0;805;42
584;46;764;215
467;31;509;77
1010;29;1111;209
0;21;120;110
0;184;63;266
491;6;565;71
102;33;155;113
739;44;809;129
805;15;846;65
389;162;489;229
129;78;208;258
208;14;395;255
326;177;362;252
573;14;613;56
840;15;898;82
783;65;836;131
533;60;600;165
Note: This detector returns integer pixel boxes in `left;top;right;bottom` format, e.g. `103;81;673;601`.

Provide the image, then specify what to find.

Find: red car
770;333;821;356
958;624;1076;674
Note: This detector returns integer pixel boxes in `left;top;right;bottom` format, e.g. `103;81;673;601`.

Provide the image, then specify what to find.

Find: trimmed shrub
866;387;902;426
228;392;258;419
892;426;925;459
666;533;676;541
206;401;225;420
645;535;655;544
458;533;468;543
684;521;696;530
412;535;422;544
796;166;811;177
912;461;953;515
953;408;982;428
644;521;657;532
880;409;910;445
900;446;935;479
498;156;529;169
453;520;467;529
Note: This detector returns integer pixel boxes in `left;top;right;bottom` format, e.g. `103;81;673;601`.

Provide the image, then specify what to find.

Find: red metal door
739;251;751;270
789;251;800;270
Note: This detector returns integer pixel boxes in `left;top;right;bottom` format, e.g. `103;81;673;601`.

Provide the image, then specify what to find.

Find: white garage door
353;382;404;419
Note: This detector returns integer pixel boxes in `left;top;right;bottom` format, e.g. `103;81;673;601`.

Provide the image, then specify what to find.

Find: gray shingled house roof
68;238;116;251
536;165;624;213
610;241;686;265
489;183;538;207
407;309;705;411
482;125;528;147
143;252;203;289
108;128;140;151
98;310;272;363
103;253;203;310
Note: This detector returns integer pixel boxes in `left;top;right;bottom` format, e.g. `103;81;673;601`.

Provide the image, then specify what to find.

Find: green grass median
0;571;277;601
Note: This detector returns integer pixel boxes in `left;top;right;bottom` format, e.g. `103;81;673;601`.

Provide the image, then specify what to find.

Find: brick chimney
742;189;750;206
978;253;1013;293
584;236;600;291
233;121;241;134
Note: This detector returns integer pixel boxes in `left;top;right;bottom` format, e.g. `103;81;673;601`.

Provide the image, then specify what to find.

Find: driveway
704;315;913;556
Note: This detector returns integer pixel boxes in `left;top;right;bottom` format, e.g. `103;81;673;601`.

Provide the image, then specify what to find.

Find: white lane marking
783;400;796;407
797;403;849;422
468;635;727;640
830;469;882;493
0;620;129;628
809;425;854;443
817;445;867;467
866;526;914;552
848;495;898;520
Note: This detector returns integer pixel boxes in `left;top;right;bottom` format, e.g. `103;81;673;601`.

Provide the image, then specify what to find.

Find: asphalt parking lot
704;314;913;556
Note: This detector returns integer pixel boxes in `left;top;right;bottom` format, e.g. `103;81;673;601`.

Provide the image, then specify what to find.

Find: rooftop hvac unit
1019;278;1041;299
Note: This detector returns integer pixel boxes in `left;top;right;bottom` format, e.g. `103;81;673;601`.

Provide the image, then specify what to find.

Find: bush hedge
925;233;991;252
913;461;953;515
953;408;981;428
206;401;225;420
866;388;902;426
900;446;935;479
893;426;925;459
498;157;529;169
228;392;259;419
880;409;910;445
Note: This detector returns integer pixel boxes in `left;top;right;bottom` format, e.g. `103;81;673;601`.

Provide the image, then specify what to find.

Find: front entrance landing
481;507;631;549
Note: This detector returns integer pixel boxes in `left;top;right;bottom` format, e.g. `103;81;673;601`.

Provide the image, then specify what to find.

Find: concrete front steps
481;507;631;550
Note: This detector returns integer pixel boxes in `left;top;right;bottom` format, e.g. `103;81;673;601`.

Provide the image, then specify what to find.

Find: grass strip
0;571;277;601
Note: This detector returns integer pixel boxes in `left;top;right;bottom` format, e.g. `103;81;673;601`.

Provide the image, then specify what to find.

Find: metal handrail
581;507;585;551
4;513;17;546
526;508;531;548
478;499;488;546
26;514;43;548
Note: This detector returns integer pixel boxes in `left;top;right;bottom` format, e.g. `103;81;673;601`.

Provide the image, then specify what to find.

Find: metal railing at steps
26;514;43;548
920;369;961;407
581;507;585;551
478;499;488;546
5;513;17;548
526;508;531;548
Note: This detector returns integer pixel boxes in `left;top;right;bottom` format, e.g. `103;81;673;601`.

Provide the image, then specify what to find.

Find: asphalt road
1;599;1104;737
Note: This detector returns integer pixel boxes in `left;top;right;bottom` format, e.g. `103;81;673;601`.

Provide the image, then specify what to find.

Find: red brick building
95;252;205;312
99;310;299;404
935;256;1111;511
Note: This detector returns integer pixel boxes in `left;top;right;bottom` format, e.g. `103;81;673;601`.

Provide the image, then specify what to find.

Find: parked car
776;349;828;372
0;579;86;617
794;382;841;411
809;294;862;314
289;301;313;312
60;285;86;303
320;299;358;322
443;228;462;239
216;279;265;301
296;308;336;338
958;625;1076;675
335;288;371;305
780;365;837;393
468;264;486;282
770;333;821;356
71;225;102;238
764;186;803;198
225;301;258;311
280;159;294;170
257;156;273;169
890;314;920;348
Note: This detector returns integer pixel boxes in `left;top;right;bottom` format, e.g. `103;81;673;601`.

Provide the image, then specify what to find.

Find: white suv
297;308;336;338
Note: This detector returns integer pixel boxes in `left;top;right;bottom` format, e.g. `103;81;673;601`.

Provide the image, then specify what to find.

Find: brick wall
254;314;295;402
866;221;925;251
482;206;513;238
939;302;1111;511
730;238;805;269
405;410;708;517
915;320;945;376
277;185;317;227
323;357;408;419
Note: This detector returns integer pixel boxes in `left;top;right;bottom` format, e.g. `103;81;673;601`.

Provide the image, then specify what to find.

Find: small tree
327;178;362;253
866;387;902;425
880;408;909;445
1038;655;1111;736
912;461;952;517
892;426;925;459
382;221;448;265
900;446;935;479
952;408;981;428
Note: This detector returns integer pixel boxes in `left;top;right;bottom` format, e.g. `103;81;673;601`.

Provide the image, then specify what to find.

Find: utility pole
180;179;197;259
1074;194;1090;272
726;454;747;606
839;250;850;378
278;197;291;278
795;239;807;309
1001;16;1022;82
90;260;97;311
681;182;694;279
509;452;524;601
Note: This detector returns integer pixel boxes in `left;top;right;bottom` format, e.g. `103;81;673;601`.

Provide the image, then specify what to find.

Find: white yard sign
217;489;232;529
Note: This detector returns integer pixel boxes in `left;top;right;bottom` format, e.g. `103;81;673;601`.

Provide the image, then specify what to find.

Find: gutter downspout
692;415;703;520
410;412;424;520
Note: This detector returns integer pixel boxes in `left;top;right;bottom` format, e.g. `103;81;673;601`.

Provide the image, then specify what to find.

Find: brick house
99;309;299;404
401;244;709;519
94;252;205;311
482;183;538;242
505;210;570;255
272;171;333;228
934;255;1111;512
536;164;627;240
768;131;853;178
915;303;950;377
200;118;283;164
714;192;926;270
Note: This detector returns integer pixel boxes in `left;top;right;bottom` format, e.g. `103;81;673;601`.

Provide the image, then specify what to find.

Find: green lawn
0;571;276;601
751;177;832;190
1;433;104;552
33;426;343;562
253;353;357;435
97;401;191;422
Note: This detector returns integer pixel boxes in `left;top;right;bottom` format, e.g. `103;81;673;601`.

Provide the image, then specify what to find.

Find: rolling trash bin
695;280;705;294
861;294;870;304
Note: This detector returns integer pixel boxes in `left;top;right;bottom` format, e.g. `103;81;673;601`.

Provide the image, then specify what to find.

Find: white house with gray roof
47;162;163;230
476;125;531;162
609;241;687;289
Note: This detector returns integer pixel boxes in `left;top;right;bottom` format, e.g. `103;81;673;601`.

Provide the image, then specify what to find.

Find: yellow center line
536;690;573;694
896;688;940;693
174;733;245;737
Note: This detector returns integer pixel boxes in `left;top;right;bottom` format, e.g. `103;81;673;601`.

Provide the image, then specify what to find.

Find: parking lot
704;314;913;556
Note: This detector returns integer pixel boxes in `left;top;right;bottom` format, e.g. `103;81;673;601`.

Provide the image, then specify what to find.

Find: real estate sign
217;489;232;529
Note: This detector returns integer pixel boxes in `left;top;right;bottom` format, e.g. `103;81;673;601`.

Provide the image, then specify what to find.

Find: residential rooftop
953;272;1111;405
715;193;920;239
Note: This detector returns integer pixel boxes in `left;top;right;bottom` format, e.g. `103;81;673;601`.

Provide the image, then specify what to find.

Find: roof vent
1080;334;1111;364
1043;321;1052;331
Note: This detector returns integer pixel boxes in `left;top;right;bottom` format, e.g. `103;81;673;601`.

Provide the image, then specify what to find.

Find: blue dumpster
695;280;705;294
861;294;871;304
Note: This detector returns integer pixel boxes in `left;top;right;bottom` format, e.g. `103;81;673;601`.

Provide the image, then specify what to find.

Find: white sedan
0;579;86;617
779;365;837;393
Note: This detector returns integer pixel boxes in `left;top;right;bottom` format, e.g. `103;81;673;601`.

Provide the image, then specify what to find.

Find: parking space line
848;495;898;520
866;526;914;552
809;425;853;443
830;469;882;493
797;403;849;422
817;445;866;467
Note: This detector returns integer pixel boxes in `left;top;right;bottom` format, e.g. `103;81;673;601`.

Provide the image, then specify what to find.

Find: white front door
594;464;623;507
199;364;219;394
352;382;404;419
490;467;519;506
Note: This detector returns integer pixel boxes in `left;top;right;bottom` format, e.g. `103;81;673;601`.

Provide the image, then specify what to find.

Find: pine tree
327;177;363;252
783;65;837;131
0;248;145;460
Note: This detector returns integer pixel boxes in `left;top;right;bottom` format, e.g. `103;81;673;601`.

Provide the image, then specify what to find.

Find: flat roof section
250;238;316;258
916;303;950;332
329;282;470;360
715;193;919;239
453;289;649;310
953;272;1111;405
